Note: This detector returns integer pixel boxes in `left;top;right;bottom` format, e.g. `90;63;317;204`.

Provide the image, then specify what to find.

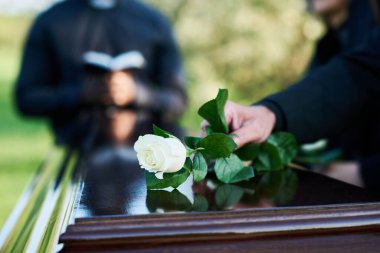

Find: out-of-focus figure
307;0;374;70
209;1;380;191
304;0;379;188
15;0;187;148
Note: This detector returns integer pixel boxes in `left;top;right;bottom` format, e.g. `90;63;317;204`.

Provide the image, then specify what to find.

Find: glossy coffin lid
75;146;380;219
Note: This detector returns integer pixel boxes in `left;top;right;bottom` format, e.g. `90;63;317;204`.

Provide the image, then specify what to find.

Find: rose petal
163;138;187;173
165;138;187;157
134;134;165;152
137;150;154;169
134;134;187;176
151;146;165;170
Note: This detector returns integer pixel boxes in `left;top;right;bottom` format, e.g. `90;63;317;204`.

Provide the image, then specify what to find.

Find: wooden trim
60;202;380;247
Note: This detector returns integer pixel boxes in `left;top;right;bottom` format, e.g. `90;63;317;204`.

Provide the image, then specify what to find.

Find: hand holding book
81;50;145;107
105;71;137;106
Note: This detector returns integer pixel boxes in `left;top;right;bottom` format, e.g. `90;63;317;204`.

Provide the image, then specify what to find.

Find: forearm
260;58;369;144
260;28;380;143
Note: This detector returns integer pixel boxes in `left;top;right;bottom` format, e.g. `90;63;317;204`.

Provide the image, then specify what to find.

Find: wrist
255;100;286;132
260;105;276;131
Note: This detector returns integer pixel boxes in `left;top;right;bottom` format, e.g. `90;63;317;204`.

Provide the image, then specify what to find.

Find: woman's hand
201;101;276;148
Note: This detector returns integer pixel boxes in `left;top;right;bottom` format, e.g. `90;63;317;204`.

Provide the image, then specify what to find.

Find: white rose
134;134;187;179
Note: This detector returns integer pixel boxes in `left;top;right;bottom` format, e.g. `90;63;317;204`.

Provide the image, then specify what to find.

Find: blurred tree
143;0;323;131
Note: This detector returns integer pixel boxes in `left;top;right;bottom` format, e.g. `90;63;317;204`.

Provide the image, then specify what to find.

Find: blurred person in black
202;0;380;191
301;0;380;186
15;0;187;148
307;0;374;70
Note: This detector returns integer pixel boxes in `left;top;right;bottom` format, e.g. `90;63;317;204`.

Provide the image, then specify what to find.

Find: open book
82;51;146;71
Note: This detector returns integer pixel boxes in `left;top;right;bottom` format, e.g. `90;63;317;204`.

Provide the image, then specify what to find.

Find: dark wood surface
74;147;380;219
60;142;380;252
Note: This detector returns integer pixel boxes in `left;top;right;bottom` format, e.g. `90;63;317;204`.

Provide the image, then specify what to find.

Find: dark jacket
308;0;375;71
15;0;186;145
261;0;380;190
305;0;380;168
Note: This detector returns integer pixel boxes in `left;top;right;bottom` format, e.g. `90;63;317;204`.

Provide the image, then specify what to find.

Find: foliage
198;89;229;133
145;167;191;189
146;89;298;188
198;133;237;159
145;168;299;213
192;152;208;183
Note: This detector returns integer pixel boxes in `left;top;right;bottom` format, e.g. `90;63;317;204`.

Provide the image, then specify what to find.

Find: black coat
308;0;375;71
261;0;380;190
15;0;186;145
307;1;380;161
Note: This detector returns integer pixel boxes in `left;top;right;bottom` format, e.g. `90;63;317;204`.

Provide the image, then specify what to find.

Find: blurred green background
0;0;322;228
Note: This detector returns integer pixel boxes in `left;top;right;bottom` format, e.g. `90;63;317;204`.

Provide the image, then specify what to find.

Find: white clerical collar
89;0;117;9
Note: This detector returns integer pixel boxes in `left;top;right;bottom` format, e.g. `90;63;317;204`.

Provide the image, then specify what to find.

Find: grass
0;15;51;229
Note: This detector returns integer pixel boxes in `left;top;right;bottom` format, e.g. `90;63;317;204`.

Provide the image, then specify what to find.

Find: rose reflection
145;169;299;213
79;111;298;216
82;147;149;216
81;146;299;216
79;115;186;217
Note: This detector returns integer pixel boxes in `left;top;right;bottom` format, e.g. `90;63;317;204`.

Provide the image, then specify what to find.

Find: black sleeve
14;14;82;118
260;27;380;143
135;17;187;122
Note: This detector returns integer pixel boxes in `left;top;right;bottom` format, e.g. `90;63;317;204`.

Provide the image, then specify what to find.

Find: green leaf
267;132;298;164
184;136;202;149
145;168;190;189
258;169;298;205
255;142;283;172
191;195;209;212
205;126;214;135
231;166;255;182
192;152;208;183
214;154;249;183
198;89;229;133
183;157;193;171
199;133;237;159
153;124;175;138
234;143;260;161
215;184;245;209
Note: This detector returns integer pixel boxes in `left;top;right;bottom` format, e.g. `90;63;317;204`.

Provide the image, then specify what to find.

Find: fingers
229;105;275;148
200;120;209;129
224;101;239;130
231;123;268;148
225;101;249;132
200;120;209;137
105;71;137;106
198;102;275;149
200;100;235;137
